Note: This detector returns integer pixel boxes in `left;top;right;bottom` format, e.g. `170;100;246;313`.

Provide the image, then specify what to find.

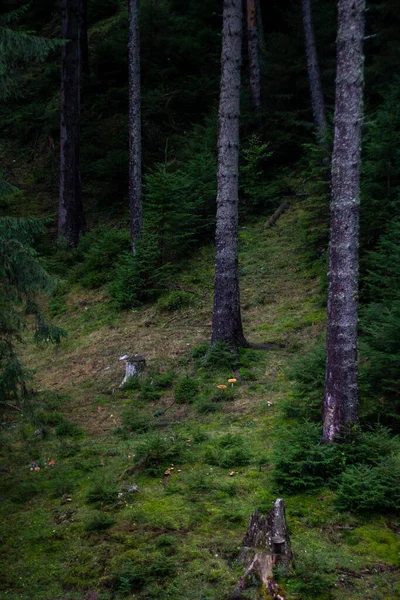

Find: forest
0;0;399;598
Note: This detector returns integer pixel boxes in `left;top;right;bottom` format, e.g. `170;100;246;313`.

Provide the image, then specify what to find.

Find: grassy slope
0;208;399;600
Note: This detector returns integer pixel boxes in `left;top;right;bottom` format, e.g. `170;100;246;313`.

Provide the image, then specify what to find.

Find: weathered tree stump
231;498;292;599
120;354;146;387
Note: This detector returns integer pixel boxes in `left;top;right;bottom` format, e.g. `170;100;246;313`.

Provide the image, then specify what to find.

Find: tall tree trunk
323;0;365;442
211;0;247;349
128;0;142;253
247;0;262;111
301;0;327;141
58;0;85;247
80;0;90;75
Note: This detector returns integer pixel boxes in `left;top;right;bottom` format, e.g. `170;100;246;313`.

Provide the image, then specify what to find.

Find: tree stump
231;498;292;599
120;354;146;387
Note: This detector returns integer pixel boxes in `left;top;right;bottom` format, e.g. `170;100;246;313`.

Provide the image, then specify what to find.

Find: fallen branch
265;200;291;228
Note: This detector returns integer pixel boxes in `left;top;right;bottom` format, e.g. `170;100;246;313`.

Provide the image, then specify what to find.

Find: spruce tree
323;0;365;442
301;0;327;141
211;0;247;349
0;8;65;403
128;0;142;253
58;0;85;248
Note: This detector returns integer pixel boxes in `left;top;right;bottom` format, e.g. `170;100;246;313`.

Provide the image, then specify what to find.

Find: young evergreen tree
0;5;62;100
246;0;262;111
323;0;365;442
58;0;85;248
301;0;327;141
128;0;142;253
0;218;65;403
211;0;247;349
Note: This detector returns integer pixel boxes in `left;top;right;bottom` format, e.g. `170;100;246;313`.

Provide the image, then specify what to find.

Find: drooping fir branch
0;6;64;100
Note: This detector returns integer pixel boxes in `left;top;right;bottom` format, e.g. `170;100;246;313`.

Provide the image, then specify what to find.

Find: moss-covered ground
0;208;399;600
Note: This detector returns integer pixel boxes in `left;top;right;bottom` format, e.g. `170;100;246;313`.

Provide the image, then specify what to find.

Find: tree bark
58;0;85;247
301;0;327;141
247;0;262;111
80;0;90;75
212;0;247;349
128;0;142;253
323;0;365;442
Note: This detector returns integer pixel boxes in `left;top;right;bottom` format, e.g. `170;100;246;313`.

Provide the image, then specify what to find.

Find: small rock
126;484;140;494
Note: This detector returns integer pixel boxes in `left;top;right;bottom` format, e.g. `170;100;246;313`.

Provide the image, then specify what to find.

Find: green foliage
55;418;81;437
335;457;400;512
0;8;64;99
240;134;273;212
108;234;167;308
360;220;400;425
175;375;199;404
134;433;184;474
84;512;115;532
283;341;326;421
198;341;238;372
71;227;131;289
274;421;400;501
157;290;193;312
86;479;118;507
273;421;342;493
297;142;331;274
203;434;251;468
121;409;153;434
0;217;65;403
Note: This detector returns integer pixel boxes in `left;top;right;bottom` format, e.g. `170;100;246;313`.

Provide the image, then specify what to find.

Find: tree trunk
58;0;85;247
80;0;90;75
128;0;142;253
212;0;247;349
301;0;327;141
323;0;365;442
247;0;262;111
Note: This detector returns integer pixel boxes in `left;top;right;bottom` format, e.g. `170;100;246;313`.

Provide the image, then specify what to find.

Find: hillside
1;208;399;600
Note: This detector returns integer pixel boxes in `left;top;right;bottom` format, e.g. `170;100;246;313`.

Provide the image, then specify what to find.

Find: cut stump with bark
120;354;146;387
231;499;292;599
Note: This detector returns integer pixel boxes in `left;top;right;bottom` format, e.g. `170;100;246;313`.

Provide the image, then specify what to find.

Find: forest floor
0;207;399;600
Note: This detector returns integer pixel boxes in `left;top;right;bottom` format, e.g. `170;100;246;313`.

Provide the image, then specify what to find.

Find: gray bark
120;354;146;387
128;0;142;253
212;0;247;349
80;0;89;75
231;499;291;599
323;0;365;442
247;0;262;111
58;0;85;247
301;0;327;141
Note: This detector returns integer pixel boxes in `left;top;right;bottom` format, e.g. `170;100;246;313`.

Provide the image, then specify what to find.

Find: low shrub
282;342;326;421
203;435;251;468
335;456;400;512
55;418;81;437
134;433;184;475
70;227;131;289
175;375;199;404
196;341;238;372
121;410;153;434
86;479;118;506
157;291;193;312
84;512;115;531
273;422;341;493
